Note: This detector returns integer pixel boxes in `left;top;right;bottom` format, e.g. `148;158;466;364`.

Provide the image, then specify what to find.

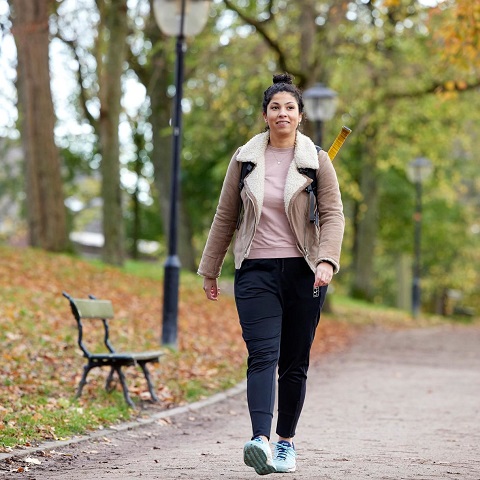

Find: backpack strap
236;162;255;230
298;145;321;225
238;162;254;191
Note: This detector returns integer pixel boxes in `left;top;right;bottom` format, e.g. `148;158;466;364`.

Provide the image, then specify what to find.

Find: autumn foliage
432;0;480;70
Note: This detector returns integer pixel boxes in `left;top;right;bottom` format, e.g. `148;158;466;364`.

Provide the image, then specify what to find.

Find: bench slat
120;351;164;361
73;298;114;319
89;351;164;361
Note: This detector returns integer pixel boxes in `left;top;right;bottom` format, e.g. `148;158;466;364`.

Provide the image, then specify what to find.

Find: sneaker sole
244;443;277;475
275;464;296;473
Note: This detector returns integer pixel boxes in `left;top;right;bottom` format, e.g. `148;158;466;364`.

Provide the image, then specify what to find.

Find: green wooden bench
63;292;164;407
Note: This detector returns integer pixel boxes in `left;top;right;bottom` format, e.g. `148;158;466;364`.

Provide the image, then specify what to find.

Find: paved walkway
3;324;480;479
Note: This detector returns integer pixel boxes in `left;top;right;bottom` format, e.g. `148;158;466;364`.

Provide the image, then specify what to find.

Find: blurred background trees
0;0;479;314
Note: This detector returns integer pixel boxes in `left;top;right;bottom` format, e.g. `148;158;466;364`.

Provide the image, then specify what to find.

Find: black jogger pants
234;257;327;440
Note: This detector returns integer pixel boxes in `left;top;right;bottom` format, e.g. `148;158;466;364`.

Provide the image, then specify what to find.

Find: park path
3;323;480;479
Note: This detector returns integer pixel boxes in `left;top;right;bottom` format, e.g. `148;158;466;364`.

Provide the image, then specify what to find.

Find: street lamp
303;83;338;147
406;157;433;318
153;0;210;347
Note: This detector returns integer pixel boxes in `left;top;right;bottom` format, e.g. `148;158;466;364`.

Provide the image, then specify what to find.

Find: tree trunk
10;0;68;252
350;142;379;301
130;158;142;260
299;0;316;74
97;0;128;265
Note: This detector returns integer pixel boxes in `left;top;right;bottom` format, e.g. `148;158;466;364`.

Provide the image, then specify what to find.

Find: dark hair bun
262;72;303;115
272;73;294;85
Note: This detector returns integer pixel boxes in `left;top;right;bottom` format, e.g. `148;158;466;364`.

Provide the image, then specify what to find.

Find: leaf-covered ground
0;246;353;451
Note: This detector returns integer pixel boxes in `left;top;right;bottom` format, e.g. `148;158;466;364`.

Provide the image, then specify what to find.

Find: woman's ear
297;113;303;129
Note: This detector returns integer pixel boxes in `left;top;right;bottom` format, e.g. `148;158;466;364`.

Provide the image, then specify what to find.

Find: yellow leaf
445;80;456;91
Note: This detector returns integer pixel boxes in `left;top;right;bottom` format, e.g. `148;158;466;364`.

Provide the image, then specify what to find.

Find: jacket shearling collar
236;131;320;216
236;131;319;169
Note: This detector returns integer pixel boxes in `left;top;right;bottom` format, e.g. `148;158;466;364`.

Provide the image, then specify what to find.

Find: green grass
121;259;166;281
90;258;206;285
1;394;131;447
331;293;479;328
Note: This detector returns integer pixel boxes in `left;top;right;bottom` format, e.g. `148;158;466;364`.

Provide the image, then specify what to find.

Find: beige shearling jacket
197;131;344;278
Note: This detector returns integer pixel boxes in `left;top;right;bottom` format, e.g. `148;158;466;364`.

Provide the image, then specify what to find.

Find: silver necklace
271;151;284;165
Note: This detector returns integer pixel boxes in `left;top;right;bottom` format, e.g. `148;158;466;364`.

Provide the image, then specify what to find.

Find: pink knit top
247;145;303;260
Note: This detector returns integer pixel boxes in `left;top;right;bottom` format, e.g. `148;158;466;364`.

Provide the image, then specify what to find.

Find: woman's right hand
203;277;220;301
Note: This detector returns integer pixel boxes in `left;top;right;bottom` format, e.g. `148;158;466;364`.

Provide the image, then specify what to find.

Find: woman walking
197;73;344;475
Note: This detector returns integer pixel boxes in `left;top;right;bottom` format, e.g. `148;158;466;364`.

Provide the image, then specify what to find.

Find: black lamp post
406;157;433;318
303;83;338;147
153;0;210;347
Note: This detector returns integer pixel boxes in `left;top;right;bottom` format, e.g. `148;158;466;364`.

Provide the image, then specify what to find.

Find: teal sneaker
243;437;277;475
272;440;297;473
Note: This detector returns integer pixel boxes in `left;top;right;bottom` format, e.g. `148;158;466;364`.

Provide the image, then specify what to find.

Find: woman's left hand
314;262;334;287
203;277;220;301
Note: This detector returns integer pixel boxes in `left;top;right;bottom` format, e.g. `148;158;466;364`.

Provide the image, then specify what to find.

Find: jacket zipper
303;201;309;258
243;188;259;258
286;186;310;259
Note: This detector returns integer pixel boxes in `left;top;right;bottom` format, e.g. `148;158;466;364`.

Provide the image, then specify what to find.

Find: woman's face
263;92;302;137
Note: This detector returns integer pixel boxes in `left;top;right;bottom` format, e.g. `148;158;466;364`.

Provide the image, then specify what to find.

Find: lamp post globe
407;157;433;318
406;156;434;184
153;0;210;37
153;0;211;348
303;83;338;147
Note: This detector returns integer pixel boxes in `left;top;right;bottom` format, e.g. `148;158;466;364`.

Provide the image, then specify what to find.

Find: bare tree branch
388;79;480;101
223;0;305;81
56;34;99;132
